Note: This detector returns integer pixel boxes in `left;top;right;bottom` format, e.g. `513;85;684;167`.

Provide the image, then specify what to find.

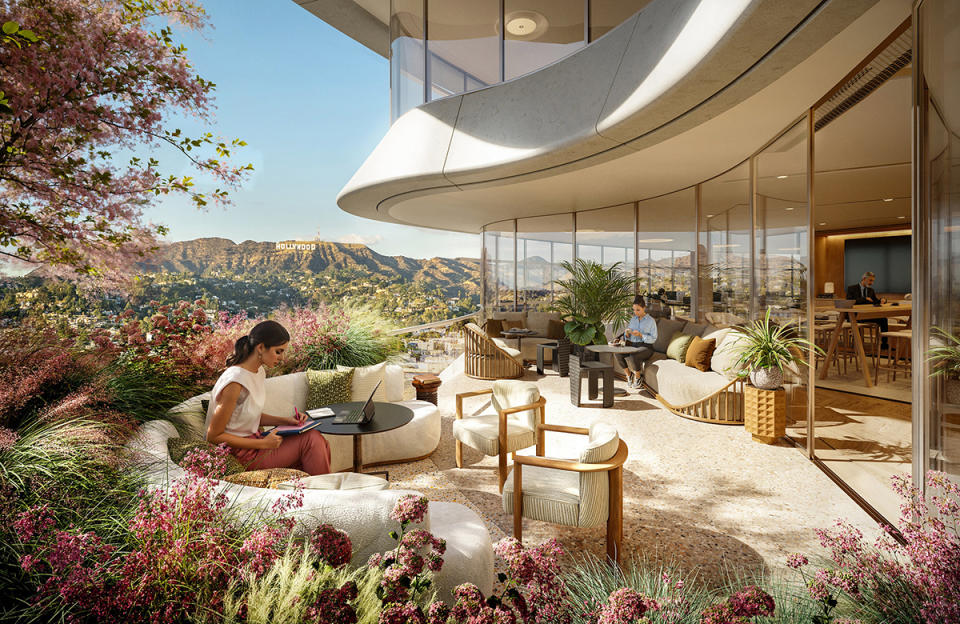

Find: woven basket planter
744;385;785;444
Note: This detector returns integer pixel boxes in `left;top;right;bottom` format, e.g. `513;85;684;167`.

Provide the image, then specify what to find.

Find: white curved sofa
126;367;494;599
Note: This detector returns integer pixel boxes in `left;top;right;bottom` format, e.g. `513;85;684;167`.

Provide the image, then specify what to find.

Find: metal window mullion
749;156;758;321
634;201;640;294
694;184;701;321
423;0;429;103
806;108;816;461
513;219;518;311
500;0;505;83
585;0;590;43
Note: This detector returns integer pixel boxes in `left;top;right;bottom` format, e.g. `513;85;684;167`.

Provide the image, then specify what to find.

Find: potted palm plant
551;259;637;351
929;327;960;404
732;308;820;390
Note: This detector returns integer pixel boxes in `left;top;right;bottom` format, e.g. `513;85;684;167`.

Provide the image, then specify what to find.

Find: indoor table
818;302;912;388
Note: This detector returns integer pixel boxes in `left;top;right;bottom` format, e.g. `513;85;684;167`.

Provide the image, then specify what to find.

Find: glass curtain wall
391;0;425;121
505;0;585;81
517;214;574;312
637;189;696;317
576;204;636;281
589;1;650;41
699;162;753;325
427;0;500;102
919;0;960;483
482;220;516;315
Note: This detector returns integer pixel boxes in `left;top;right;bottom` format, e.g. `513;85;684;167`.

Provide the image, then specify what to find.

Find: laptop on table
332;380;381;425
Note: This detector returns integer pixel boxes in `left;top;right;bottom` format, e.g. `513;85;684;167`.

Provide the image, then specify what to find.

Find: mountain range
139;238;482;293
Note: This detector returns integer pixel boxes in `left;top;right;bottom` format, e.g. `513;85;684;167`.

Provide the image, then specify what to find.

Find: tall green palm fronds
552;259;637;346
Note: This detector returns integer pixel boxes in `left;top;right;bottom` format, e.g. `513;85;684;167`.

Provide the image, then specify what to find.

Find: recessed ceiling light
776;175;788;179
505;10;546;36
898;215;906;219
818;222;827;226
785;207;794;211
883;198;894;202
636;238;674;243
705;214;714;218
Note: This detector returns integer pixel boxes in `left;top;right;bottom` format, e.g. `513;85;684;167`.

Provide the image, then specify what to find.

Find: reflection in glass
589;0;650;41
699;162;752;325
517;214;573;312
505;0;584;81
576;205;635;282
636;189;696;317
483;221;516;315
391;0;425;121
427;0;500;101
922;0;960;482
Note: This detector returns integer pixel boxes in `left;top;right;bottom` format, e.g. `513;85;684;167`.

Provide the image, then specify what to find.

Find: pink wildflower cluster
794;470;960;624
13;505;57;542
272;304;351;371
305;581;359;624
310;524;353;568
0;426;18;451
494;538;570;624
391;494;429;525
596;588;659;624
180;443;233;479
699;586;774;624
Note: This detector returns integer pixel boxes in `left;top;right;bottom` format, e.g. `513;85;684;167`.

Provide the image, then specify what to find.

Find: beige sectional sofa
488;310;564;362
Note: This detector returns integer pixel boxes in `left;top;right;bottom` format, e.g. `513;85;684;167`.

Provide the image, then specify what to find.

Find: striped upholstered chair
454;380;545;492
502;422;628;564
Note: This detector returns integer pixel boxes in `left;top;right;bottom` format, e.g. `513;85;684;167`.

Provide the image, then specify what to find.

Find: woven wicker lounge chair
463;322;524;380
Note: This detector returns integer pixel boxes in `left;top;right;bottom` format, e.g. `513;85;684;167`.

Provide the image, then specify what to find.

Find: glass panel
517;214;573;312
576;204;635;279
482;220;516;316
504;0;584;81
699;162;752;325
391;0;425;121
756;120;810;446
427;0;500;101
588;0;651;42
921;0;960;483
636;188;696;319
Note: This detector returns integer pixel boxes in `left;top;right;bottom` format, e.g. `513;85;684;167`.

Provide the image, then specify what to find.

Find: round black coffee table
312;402;414;473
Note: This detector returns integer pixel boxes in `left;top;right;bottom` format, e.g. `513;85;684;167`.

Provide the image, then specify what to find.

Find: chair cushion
710;331;748;379
484;318;504;338
579;423;619;463
492;380;540;430
384;364;405;402
547;319;566;339
702;326;732;345
263;372;307;418
666;331;695;362
305;368;353;410
276;473;389;491
653;318;685;353
644;359;731;405
502;465;581;527
337;363;390;401
685;336;717;372
453;414;536;456
502;319;524;331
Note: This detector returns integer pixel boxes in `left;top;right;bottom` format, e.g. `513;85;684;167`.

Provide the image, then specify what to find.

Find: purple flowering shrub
790;470;960;624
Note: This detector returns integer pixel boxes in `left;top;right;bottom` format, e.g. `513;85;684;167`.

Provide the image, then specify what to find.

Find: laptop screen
359;380;381;423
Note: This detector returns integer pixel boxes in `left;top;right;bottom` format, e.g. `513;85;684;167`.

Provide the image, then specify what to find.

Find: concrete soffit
336;0;910;233
296;0;389;58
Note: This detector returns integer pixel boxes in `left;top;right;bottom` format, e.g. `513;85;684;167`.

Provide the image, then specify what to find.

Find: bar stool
875;330;912;384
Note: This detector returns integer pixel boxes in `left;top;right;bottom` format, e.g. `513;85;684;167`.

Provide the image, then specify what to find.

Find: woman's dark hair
633;295;646;307
226;320;290;367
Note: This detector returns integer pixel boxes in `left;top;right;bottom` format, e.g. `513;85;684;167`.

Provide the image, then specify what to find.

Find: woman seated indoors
614;295;659;390
206;320;331;475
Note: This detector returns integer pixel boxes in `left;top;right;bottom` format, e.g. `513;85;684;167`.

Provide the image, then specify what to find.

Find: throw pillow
337;362;390;402
484;318;503;338
685;336;717;372
305;368;354;410
666;331;695;362
502;319;524;331
711;331;748;379
547;318;566;340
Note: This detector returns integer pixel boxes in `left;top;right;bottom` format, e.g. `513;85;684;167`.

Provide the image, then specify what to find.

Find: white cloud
336;233;384;246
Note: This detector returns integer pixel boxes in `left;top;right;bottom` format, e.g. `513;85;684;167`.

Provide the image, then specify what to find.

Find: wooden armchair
455;381;546;492
503;422;628;564
463;322;524;380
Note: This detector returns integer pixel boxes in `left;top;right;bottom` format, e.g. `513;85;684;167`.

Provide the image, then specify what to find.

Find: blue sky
144;0;479;259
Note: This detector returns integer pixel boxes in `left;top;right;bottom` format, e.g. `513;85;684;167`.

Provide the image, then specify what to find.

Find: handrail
388;308;481;336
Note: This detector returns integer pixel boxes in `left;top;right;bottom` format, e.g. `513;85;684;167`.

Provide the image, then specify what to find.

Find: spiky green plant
731;308;821;374
551;259;637;346
928;326;960;380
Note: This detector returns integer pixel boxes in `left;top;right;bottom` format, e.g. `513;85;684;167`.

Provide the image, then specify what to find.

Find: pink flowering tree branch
0;0;252;277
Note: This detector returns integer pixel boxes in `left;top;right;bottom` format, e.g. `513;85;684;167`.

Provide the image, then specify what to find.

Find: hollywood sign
275;242;317;251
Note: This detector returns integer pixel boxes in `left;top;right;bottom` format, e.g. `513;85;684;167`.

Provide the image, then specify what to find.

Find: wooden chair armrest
514;441;628;473
537;423;588;436
455;389;494;419
498;396;546;417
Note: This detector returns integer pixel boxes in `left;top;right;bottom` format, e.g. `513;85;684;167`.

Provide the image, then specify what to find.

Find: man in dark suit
846;271;888;343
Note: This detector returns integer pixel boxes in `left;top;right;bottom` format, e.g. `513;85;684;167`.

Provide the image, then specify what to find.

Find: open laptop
332;380;381;424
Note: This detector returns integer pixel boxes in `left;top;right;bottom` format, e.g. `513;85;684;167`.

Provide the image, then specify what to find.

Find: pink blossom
596;588;659;624
391;494;429;525
726;585;774;617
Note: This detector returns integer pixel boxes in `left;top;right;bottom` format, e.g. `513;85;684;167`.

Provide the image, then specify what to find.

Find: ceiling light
715;243;740;248
504;10;546;37
818;222;827;226
776;175;788;179
636;238;674;243
785;207;794;211
898;215;906;219
705;214;714;218
883;198;894;202
777;247;801;251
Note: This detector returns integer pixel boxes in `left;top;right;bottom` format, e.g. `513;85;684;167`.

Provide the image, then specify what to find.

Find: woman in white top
206;320;331;474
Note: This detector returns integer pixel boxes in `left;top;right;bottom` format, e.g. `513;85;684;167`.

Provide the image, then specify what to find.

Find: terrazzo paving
386;357;885;586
